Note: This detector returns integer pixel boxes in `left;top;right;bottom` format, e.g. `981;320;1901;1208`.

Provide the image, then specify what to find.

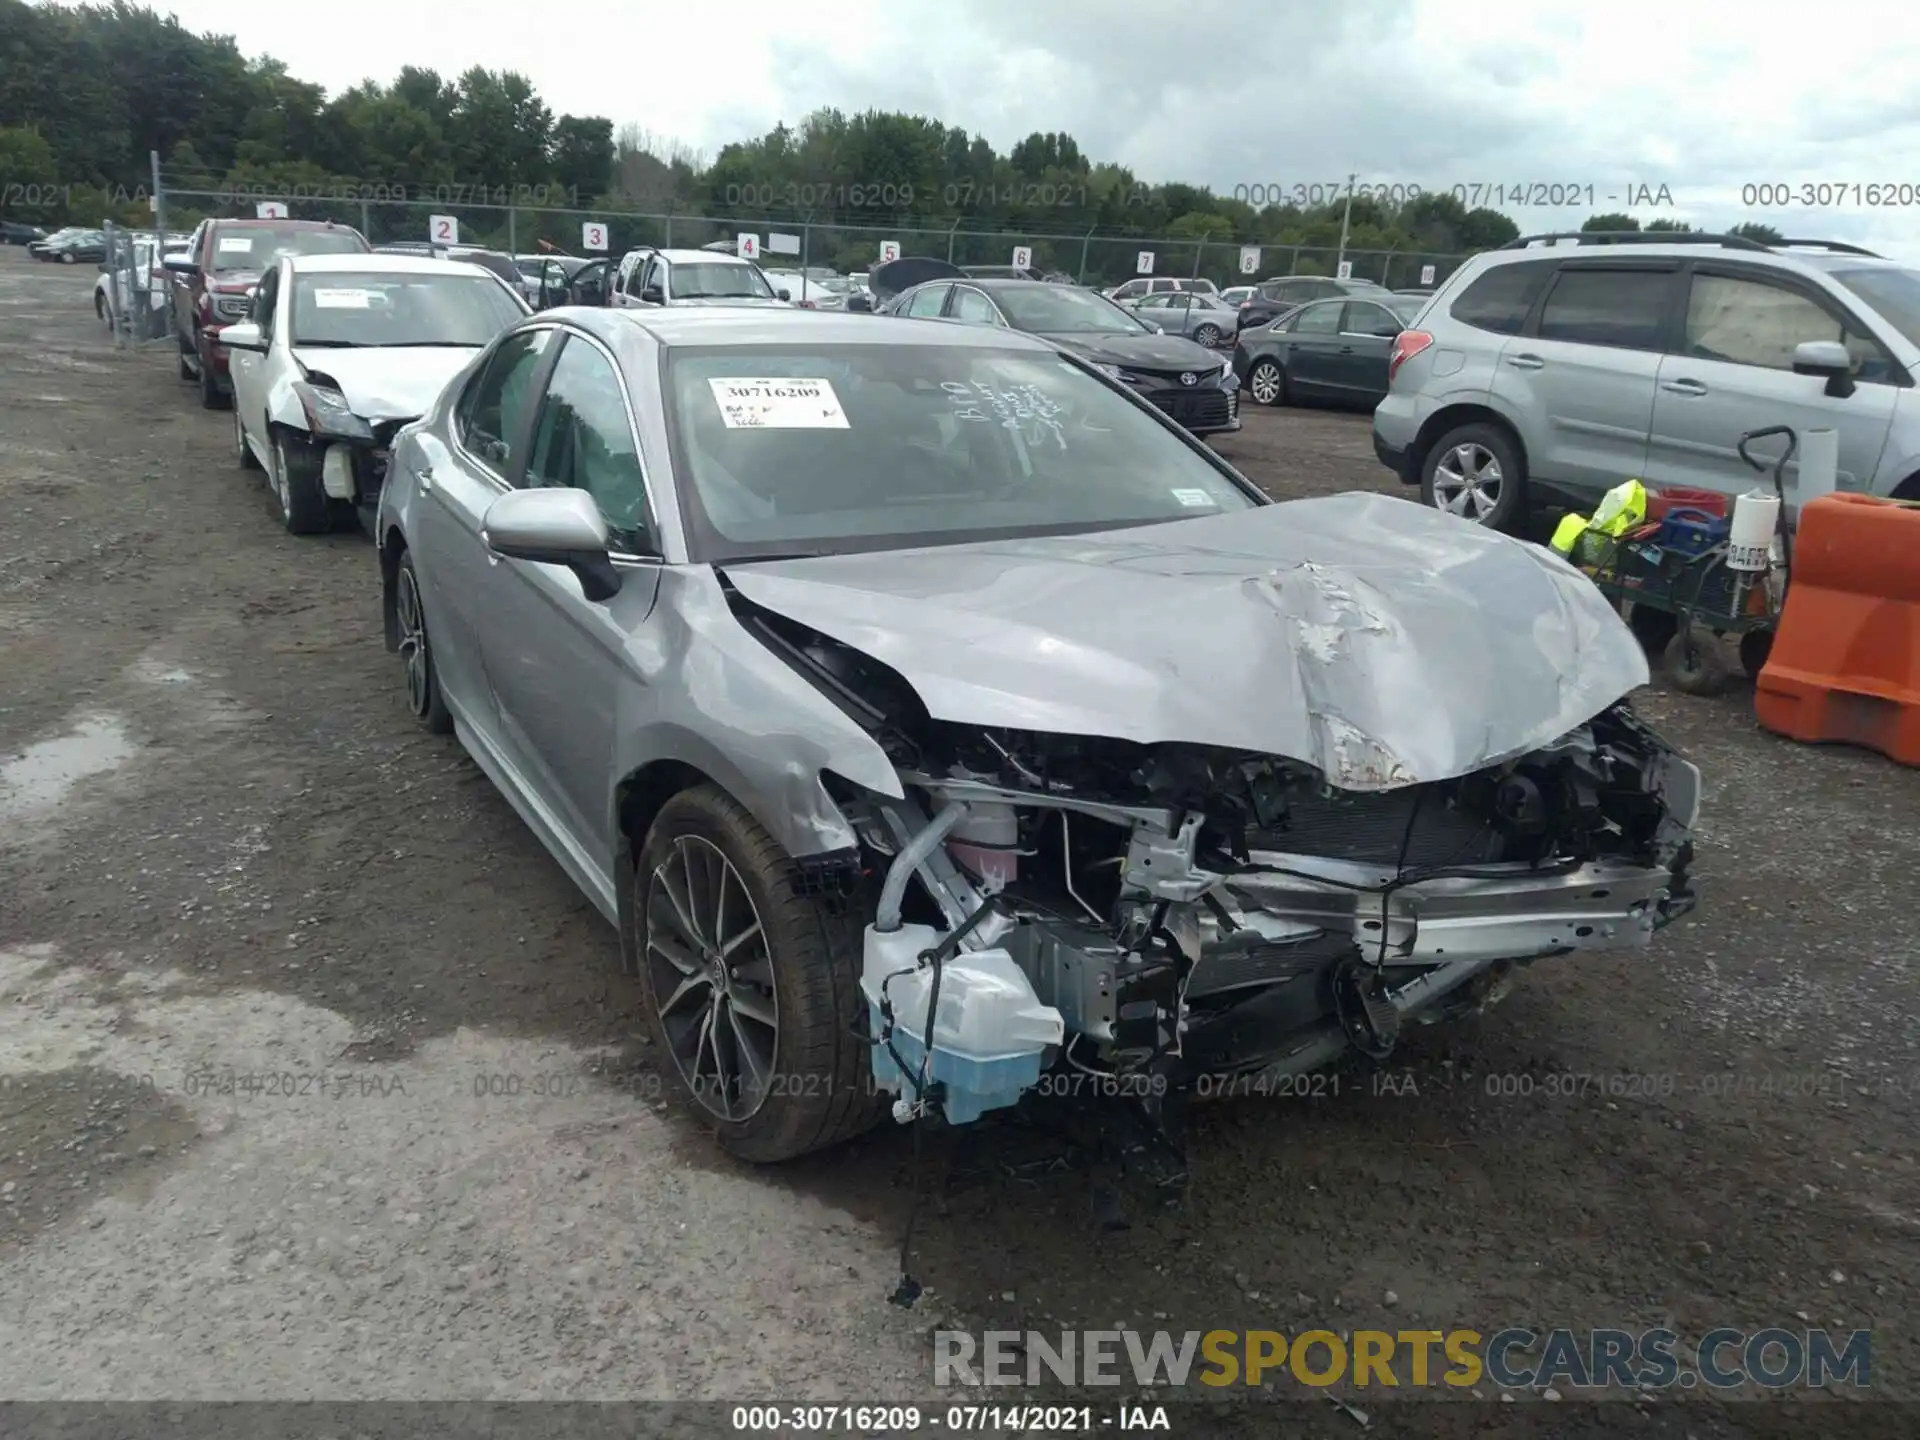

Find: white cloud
138;0;1920;257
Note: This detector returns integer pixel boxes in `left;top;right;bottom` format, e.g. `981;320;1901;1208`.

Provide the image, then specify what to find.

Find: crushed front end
747;601;1702;1145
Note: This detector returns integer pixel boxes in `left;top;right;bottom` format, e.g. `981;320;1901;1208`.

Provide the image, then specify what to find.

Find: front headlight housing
213;293;250;321
292;380;375;442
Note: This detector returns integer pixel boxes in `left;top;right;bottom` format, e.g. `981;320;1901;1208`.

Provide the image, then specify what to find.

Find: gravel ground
0;250;1915;1436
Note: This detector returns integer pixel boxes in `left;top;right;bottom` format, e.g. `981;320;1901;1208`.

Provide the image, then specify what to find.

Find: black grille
1148;387;1232;428
1249;789;1500;868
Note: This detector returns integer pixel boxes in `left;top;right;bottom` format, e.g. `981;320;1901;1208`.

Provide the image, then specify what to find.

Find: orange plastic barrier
1754;493;1920;766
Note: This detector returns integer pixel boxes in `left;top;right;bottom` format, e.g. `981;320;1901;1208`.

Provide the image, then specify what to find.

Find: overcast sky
140;0;1920;260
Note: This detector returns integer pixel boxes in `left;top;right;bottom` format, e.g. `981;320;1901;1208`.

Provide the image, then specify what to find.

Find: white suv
1372;232;1920;530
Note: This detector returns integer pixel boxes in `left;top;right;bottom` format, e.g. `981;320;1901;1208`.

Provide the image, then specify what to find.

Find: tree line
0;1;1786;278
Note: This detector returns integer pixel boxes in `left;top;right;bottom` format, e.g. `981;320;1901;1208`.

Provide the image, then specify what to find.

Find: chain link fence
153;179;1472;292
99;220;174;347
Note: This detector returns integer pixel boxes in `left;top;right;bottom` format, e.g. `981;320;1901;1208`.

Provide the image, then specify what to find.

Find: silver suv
1372;232;1920;529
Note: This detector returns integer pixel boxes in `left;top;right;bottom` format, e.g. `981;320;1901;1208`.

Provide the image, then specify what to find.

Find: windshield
993;286;1148;334
664;345;1258;561
1833;267;1920;349
673;262;775;299
288;271;527;347
211;225;366;273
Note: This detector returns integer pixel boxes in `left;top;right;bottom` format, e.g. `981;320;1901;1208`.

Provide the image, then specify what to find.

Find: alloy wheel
1431;442;1504;522
272;442;291;518
394;565;432;716
644;836;779;1122
1250;361;1283;405
1195;323;1221;346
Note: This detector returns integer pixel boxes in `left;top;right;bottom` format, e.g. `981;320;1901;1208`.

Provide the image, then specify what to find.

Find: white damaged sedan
218;253;530;534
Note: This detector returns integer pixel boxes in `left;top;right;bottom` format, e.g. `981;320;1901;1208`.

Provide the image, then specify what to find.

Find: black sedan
882;265;1240;436
1;220;48;245
31;228;105;263
1234;293;1425;410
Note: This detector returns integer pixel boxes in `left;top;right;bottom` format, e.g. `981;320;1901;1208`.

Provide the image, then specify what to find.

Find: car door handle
1505;353;1545;369
409;463;433;491
1338;345;1355;354
1660;379;1708;396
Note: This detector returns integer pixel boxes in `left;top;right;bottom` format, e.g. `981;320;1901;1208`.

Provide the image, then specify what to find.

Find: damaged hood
292;346;481;423
722;493;1650;790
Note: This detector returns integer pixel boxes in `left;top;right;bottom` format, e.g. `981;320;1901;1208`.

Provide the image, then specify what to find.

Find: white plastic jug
1728;490;1781;572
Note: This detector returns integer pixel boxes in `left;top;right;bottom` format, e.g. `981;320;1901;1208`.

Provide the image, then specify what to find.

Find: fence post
800;215;811;293
946;217;961;263
360;200;371;241
665;202;674;249
1191;231;1207;279
508;204;518;255
1078;223;1096;284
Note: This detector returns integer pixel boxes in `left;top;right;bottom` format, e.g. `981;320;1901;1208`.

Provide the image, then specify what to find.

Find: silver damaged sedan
375;307;1703;1164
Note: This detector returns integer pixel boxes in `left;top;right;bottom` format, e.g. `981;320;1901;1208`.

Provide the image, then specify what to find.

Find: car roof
656;248;756;265
210;217;357;232
551;305;1061;352
288;253;495;277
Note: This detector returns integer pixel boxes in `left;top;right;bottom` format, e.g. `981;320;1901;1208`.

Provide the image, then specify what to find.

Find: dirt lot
0;249;1915;1435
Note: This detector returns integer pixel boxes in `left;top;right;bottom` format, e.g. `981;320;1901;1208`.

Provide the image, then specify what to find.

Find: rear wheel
234;408;261;470
1248;358;1286;406
636;785;883;1162
94;291;106;324
1194;323;1222;347
270;433;331;535
1421;421;1525;531
393;549;452;733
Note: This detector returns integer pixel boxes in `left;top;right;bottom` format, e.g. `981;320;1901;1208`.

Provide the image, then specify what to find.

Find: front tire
1247;357;1286;406
270;433;331;535
393;549;453;733
1195;323;1222;347
1421;421;1525;531
60;252;75;264
636;785;883;1163
198;341;229;410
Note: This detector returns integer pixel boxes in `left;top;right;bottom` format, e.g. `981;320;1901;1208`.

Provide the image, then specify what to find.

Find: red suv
166;218;370;409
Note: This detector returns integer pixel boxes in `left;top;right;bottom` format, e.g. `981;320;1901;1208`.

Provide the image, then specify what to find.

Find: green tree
1729;221;1783;244
0;125;60;219
1644;218;1695;232
1581;212;1641;232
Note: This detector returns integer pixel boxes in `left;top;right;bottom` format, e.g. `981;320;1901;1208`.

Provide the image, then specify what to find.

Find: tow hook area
1333;955;1401;1060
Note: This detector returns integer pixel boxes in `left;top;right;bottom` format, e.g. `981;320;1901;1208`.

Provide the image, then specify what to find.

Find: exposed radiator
1249;787;1499;868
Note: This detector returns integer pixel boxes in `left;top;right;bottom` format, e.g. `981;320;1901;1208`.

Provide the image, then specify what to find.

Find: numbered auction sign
879;240;901;263
255;201;287;219
1335;260;1353;280
1011;246;1033;270
428;214;459;246
1136;251;1154;274
1420;264;1436;285
736;233;760;259
1238;246;1259;275
581;222;608;252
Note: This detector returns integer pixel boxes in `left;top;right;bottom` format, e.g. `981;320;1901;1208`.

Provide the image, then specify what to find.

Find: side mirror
847;293;873;312
639;284;663;304
162;256;197;275
777;288;791;302
481;489;621;602
1791;340;1856;398
219;322;264;352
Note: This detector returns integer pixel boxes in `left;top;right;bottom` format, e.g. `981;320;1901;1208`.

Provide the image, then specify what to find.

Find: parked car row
108;224;1704;1170
29;226;106;263
1371;232;1920;530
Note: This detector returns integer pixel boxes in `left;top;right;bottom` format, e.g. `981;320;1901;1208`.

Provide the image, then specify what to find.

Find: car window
950;287;1002;324
1448;259;1557;335
1150;278;1177;293
1536;268;1671;350
664;345;1258;560
1291;302;1342;334
289;271;526;346
1111;280;1143;299
1686;272;1893;380
1134;294;1167;309
457;328;554;470
1343;302;1402;337
523;336;651;551
1829;266;1920;353
207;224;367;273
904;283;951;318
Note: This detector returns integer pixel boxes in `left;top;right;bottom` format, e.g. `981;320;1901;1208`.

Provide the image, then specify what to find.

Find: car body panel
723;491;1650;791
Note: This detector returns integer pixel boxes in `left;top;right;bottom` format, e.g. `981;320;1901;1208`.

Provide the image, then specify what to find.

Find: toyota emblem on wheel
1180;372;1196;386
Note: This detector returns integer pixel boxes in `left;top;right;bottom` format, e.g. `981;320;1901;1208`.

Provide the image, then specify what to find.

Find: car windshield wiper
292;339;365;347
371;340;480;348
723;550;825;564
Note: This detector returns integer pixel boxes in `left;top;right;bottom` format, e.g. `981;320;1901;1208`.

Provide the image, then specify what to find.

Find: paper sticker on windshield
1172;488;1215;507
708;377;848;429
312;288;371;309
216;235;253;252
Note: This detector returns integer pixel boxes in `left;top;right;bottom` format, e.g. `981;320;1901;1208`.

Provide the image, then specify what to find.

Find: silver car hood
722;494;1650;791
292;346;481;423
